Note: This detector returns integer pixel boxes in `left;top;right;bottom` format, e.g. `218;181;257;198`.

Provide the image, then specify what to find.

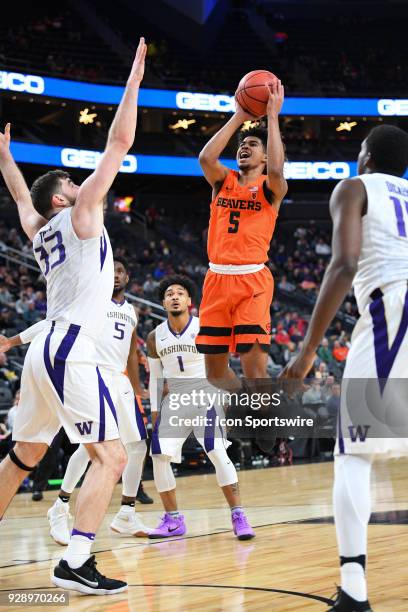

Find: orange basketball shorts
196;266;273;354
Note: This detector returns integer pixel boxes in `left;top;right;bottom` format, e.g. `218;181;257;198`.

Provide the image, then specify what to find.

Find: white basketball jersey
32;208;113;340
96;299;137;372
155;316;205;379
353;173;408;313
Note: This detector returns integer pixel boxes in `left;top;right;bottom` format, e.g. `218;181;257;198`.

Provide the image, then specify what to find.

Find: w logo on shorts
75;421;93;435
348;424;370;442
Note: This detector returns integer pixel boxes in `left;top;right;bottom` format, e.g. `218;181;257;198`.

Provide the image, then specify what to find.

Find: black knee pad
9;449;37;472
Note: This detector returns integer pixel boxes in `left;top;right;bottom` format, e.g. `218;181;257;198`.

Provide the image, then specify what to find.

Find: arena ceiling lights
1;71;408;117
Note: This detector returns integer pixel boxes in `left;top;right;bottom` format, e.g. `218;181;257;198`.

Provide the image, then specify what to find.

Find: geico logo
284;162;350;180
176;91;235;112
61;148;137;173
377;99;408;116
0;71;45;94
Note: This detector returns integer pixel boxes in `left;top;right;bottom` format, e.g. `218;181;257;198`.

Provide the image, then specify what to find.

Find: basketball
235;70;278;117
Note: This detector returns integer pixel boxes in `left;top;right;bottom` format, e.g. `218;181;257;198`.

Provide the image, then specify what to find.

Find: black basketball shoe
52;555;127;595
136;482;154;504
328;588;372;611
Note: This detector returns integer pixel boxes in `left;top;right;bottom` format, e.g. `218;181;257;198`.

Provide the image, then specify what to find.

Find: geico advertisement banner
8;142;391;179
1;71;408;116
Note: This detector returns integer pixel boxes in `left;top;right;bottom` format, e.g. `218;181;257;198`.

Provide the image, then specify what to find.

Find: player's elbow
109;134;134;153
332;257;358;278
199;150;216;167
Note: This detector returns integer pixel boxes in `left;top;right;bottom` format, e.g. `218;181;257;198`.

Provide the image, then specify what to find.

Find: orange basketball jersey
207;170;278;265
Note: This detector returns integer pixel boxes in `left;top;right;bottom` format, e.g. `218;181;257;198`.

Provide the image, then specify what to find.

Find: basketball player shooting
0;38;147;595
195;78;287;450
281;125;408;611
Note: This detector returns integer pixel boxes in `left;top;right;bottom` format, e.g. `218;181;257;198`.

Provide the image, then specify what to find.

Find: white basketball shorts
13;322;120;445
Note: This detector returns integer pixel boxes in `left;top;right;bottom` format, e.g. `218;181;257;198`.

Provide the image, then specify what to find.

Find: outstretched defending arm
265;80;287;209
72;37;147;239
0;124;46;240
280;178;366;379
0;319;47;353
199;105;253;193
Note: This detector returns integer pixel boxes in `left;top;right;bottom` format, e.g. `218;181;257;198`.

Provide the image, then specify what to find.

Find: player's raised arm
199;105;253;192
72;37;147;239
281;178;366;379
265;80;287;208
0;124;47;240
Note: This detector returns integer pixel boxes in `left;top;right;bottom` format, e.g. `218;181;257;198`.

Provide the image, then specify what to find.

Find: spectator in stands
6;389;19;432
0;353;18;391
332;340;349;363
326;383;341;419
143;274;158;297
0;307;18;330
315;237;331;256
22;301;42;325
34;290;47;315
275;323;290;346
278;275;295;292
317;338;332;364
0;283;14;308
302;381;323;405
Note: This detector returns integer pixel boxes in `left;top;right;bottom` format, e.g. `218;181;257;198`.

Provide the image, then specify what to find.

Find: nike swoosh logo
168;526;179;533
70;570;98;588
160;337;167;341
253;292;263;298
124;391;131;395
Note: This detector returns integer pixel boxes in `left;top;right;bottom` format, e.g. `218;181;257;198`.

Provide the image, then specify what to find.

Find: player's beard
113;284;126;296
169;309;183;317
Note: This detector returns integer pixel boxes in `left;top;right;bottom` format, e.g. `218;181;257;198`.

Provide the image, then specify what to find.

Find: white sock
333;454;372;601
62;533;94;569
341;563;367;602
120;504;134;513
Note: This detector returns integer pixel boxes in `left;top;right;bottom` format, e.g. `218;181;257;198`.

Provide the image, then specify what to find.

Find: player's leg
109;383;151;536
196;271;240;390
240;341;269;378
0;442;48;518
47;444;90;545
234;268;276;452
205;353;241;391
331;453;372;609
1;340;56;518
149;452;186;538
50;355;127;594
110;440;151;536
196;406;255;540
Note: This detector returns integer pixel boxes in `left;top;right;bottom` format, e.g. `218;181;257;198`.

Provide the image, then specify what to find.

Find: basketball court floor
1;459;407;610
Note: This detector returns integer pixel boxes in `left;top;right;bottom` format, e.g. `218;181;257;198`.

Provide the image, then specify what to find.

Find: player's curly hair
238;126;268;151
114;256;129;272
158;275;196;302
365;125;408;176
30;170;71;217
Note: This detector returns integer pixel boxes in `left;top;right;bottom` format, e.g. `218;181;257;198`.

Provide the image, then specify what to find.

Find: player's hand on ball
129;37;147;83
266;79;284;116
0;334;12;353
234;99;257;122
0;123;11;159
